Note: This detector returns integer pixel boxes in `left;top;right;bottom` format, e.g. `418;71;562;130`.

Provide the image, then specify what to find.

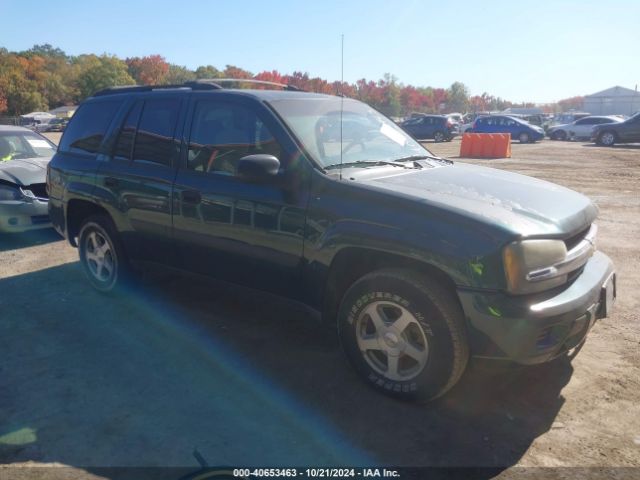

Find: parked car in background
548;116;623;141
549;112;591;128
0;125;55;232
592;112;640;146
47;81;616;402
400;115;457;142
505;113;545;127
459;112;490;134
446;113;464;124
471;115;545;143
45;118;69;132
33;118;69;133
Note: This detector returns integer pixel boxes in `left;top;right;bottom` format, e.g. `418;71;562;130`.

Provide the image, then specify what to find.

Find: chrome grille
564;225;591;251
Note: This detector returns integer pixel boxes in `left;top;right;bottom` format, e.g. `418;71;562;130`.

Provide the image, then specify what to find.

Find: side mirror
237;154;280;183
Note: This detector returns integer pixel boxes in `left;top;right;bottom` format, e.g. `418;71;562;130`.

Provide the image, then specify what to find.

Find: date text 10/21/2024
232;468;400;478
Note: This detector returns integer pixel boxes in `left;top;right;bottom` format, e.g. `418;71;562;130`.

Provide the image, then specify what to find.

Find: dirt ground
0;134;639;478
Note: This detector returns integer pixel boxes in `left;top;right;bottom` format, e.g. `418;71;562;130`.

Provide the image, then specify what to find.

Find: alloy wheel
600;132;615;146
84;230;115;284
355;301;429;381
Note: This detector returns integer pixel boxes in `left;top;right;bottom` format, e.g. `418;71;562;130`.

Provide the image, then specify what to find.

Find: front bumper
458;251;615;365
0;199;51;232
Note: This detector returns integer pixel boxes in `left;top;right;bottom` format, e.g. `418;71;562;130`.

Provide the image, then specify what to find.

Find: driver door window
187;101;283;176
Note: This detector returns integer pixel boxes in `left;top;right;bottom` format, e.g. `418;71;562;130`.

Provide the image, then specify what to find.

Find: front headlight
503;239;567;294
0;183;23;201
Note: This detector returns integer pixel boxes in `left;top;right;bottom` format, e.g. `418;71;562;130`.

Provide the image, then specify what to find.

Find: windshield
0;131;56;161
268;97;431;168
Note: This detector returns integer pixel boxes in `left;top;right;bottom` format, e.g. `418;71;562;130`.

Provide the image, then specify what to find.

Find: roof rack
191;78;302;91
93;78;302;97
93;83;221;96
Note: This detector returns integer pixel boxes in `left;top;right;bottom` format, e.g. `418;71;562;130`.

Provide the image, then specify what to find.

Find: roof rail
93;82;222;97
191;78;302;91
92;78;302;97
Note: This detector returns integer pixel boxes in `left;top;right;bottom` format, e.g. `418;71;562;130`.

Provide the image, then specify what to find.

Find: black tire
433;131;445;143
78;214;130;293
553;130;567;141
337;269;469;402
598;131;617;146
518;132;530;143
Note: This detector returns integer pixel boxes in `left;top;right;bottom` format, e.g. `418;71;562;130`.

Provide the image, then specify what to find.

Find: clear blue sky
3;0;639;103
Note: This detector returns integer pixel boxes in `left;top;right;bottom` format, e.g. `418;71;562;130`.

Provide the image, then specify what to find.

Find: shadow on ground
581;143;640;150
0;263;572;474
0;228;60;252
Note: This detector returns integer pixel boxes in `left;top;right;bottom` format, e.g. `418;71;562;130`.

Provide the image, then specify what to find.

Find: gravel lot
1;134;638;478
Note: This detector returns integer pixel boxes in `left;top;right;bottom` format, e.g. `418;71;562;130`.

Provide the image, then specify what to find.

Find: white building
583;86;640;116
49;105;77;118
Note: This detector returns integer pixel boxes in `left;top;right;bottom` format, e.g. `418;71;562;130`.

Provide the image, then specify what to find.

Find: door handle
104;177;118;188
181;190;202;204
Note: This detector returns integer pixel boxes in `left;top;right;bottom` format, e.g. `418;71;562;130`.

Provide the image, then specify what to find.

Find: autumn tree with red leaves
126;55;169;85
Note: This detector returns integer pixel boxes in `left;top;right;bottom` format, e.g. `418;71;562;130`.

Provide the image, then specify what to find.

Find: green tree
164;64;196;84
446;81;469;113
194;65;222;79
20;44;67;60
73;54;134;101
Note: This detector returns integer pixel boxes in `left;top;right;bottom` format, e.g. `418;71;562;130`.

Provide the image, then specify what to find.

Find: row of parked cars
548;114;640;146
400;113;546;143
399;111;640;146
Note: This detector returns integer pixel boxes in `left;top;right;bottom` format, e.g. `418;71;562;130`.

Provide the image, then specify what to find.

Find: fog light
8;217;18;226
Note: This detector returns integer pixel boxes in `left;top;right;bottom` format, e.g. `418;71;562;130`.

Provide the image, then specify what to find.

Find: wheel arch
66;199;111;247
321;247;459;326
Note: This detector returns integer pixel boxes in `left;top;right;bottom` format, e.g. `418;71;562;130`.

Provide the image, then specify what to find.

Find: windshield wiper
324;160;418;170
392;154;452;164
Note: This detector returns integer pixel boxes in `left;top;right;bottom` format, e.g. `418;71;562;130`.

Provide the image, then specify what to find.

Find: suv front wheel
338;269;469;402
78;214;129;293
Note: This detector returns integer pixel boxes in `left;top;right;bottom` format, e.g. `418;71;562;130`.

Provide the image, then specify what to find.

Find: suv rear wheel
78;214;129;293
337;269;469;402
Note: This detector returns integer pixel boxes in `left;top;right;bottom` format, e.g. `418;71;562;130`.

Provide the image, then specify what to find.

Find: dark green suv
47;80;616;401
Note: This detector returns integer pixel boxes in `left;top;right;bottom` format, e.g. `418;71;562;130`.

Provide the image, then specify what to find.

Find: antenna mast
340;34;344;180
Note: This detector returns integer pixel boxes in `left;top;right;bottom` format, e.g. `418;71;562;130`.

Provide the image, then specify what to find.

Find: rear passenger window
187;101;283;175
133;98;180;167
59;100;122;155
113;101;142;160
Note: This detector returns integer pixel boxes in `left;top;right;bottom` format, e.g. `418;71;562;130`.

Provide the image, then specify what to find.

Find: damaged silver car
0;126;56;232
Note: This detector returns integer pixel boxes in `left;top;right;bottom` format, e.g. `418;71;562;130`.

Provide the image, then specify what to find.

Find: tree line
0;44;577;117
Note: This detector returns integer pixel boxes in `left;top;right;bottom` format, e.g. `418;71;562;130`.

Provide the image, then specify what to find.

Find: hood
0;157;50;186
355;162;597;237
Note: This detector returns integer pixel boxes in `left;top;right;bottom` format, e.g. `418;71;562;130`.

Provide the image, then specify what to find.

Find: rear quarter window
59;100;122;155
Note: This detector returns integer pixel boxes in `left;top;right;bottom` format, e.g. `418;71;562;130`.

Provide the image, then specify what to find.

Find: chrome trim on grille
526;224;597;283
